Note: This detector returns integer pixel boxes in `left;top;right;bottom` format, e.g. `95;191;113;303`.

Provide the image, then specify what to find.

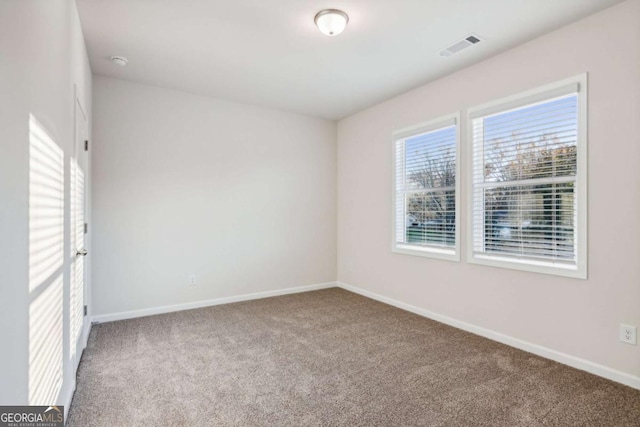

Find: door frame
72;86;90;365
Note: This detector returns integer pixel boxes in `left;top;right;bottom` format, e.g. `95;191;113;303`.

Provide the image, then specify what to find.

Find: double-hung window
468;75;587;278
392;113;460;261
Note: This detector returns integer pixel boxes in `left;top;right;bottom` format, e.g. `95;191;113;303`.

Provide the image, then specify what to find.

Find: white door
71;96;88;365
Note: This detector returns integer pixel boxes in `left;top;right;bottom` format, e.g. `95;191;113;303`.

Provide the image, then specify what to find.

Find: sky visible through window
482;95;578;183
404;126;456;185
484;95;577;146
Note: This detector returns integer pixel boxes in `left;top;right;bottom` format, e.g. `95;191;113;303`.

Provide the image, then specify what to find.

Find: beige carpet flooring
68;288;640;426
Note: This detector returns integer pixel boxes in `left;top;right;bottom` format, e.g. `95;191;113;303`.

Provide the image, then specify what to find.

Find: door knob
76;248;88;257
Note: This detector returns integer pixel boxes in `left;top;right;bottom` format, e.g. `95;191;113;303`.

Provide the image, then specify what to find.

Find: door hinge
84;305;88;316
84;140;89;151
84;223;88;234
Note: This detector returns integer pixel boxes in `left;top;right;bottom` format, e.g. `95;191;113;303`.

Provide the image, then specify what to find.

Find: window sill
392;244;459;262
469;253;586;279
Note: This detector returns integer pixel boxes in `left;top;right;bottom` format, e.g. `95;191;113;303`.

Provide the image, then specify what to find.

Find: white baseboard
82;320;92;349
88;280;639;390
61;381;74;425
337;281;640;391
63;322;92;424
91;282;337;324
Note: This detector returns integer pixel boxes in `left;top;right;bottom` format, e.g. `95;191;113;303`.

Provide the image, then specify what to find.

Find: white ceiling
77;0;622;120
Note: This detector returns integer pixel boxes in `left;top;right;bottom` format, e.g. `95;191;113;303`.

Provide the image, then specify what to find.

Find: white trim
475;175;575;189
393;244;457;261
466;73;588;279
337;281;640;391
469;253;582;279
71;86;90;372
391;112;461;262
91;282;337;324
61;379;75;425
575;73;588;280
63;323;91;425
403;185;455;194
82;320;91;349
83;281;640;392
392;115;457;141
468;79;580;120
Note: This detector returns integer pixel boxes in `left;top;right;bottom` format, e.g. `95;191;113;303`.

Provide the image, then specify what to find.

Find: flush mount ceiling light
314;9;349;36
110;56;128;67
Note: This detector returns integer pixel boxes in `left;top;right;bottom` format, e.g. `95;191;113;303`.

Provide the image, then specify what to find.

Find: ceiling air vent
439;34;483;57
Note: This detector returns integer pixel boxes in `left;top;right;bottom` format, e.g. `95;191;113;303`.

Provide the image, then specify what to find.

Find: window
468;75;587;278
392;113;460;261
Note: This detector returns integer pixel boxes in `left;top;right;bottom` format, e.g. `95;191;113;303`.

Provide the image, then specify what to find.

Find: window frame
391;112;461;262
466;74;588;278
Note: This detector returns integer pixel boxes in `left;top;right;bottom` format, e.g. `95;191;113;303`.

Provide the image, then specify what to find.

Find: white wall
337;0;640;379
91;77;336;317
0;0;92;410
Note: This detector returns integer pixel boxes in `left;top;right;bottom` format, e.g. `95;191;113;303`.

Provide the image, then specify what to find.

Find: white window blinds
394;117;458;259
471;87;582;269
